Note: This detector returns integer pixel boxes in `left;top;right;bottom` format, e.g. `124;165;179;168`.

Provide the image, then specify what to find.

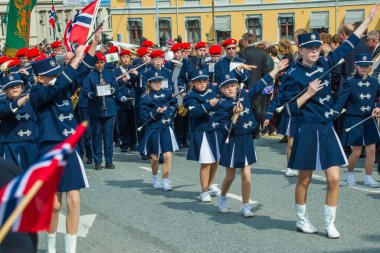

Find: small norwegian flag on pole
63;0;100;52
0;122;88;243
49;5;56;30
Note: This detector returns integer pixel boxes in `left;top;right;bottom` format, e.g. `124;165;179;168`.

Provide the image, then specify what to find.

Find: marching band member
8;48;32;87
138;70;178;191
82;52;120;170
182;42;192;58
142;50;174;91
0;73;38;170
282;5;377;238
29;40;98;253
114;49;138;152
207;44;223;85
333;54;380;188
183;69;222;202
51;41;64;57
217;60;288;217
164;43;183;71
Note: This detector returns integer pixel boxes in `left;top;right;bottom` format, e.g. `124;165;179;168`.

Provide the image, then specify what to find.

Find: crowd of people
0;3;379;253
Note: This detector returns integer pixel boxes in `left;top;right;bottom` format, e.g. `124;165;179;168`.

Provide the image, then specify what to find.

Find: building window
159;18;171;46
246;15;262;42
107;9;111;29
344;9;364;25
215;15;231;42
0;13;6;37
184;0;200;6
278;14;295;41
185;17;201;44
128;18;143;45
310;12;329;34
126;0;141;8
158;0;171;7
215;0;230;4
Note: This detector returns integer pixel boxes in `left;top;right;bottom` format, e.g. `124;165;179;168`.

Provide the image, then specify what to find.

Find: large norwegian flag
49;5;56;30
63;0;99;52
0;122;87;233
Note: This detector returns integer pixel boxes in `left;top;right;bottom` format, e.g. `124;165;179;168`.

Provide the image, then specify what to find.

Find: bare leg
295;170;313;204
364;144;376;175
151;154;159;176
66;190;80;234
162;152;172;179
200;164;211;192
347;146;362;173
49;193;62;233
241;166;252;204
220;168;236;196
208;161;219;187
325;166;340;206
287;136;294;162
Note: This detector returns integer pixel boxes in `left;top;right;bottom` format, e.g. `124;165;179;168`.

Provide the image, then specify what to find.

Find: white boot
46;232;56;253
295;204;318;233
323;205;340;239
65;234;78;253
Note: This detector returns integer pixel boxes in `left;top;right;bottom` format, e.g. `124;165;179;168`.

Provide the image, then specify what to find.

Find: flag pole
0;180;44;244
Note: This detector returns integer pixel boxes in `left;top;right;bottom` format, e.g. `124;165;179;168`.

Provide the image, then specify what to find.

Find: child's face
356;65;372;76
300;46;321;63
120;55;131;66
150;80;162;91
6;84;23;99
193;79;208;92
221;83;238;98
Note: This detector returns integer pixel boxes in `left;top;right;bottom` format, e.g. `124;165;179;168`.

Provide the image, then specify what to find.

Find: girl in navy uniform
29;42;98;253
138;71;178;191
183;69;222;202
217;60;288;217
0;74;38;170
333;54;380;188
282;6;377;239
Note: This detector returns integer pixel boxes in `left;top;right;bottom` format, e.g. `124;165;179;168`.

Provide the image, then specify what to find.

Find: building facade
0;0;112;47
110;0;380;46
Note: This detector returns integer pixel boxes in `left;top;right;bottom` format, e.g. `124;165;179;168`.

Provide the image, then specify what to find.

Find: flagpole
0;180;44;243
87;0;101;44
52;0;56;40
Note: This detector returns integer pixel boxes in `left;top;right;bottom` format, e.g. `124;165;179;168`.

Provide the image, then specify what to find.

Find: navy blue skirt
288;122;348;171
138;126;179;155
220;134;257;168
1;141;39;170
341;116;380;146
187;130;222;163
278;114;297;137
39;142;89;192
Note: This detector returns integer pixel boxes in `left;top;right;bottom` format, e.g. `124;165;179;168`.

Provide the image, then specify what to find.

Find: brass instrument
99;69;107;111
71;88;80;109
178;104;188;117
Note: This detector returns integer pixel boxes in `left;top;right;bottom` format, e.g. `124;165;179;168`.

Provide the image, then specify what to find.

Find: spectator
329;34;341;51
366;30;380;77
320;33;332;57
278;39;294;64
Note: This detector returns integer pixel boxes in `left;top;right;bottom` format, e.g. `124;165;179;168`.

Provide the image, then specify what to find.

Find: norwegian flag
63;0;99;52
0;122;87;233
49;6;56;30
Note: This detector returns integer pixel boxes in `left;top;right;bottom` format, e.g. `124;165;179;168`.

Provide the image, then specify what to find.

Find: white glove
120;96;128;102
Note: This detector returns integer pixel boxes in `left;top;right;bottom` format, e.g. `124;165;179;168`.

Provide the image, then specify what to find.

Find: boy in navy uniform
282;5;378;239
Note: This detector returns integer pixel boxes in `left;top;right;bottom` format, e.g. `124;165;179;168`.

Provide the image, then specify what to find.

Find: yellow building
110;0;380;46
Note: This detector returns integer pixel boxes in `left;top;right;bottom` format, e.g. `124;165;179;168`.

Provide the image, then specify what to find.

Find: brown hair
329;34;341;45
320;33;332;44
278;39;293;55
266;45;278;57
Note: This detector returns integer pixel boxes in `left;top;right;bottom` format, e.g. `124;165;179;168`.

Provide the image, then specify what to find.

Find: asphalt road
38;137;380;253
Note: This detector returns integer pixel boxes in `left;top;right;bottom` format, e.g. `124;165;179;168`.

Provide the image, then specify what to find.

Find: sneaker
105;163;115;169
218;195;228;213
200;192;212;203
242;204;254;218
364;175;380;188
279;136;288;143
162;178;172;191
285;168;298;177
269;131;277;136
345;172;356;187
208;184;221;197
152;176;162;189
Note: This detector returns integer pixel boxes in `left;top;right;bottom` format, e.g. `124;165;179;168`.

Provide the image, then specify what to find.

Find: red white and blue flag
63;0;99;52
49;5;56;30
0;122;87;233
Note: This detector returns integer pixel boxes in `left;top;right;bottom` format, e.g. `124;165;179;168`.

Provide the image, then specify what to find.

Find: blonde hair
352;65;373;76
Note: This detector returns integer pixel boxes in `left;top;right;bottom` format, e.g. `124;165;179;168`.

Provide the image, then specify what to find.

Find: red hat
7;58;20;68
170;43;182;52
27;48;40;59
0;56;10;65
149;49;164;59
108;46;119;54
182;42;191;50
16;48;28;58
120;49;131;57
222;38;237;47
51;41;62;48
84;46;91;54
137;47;149;58
194;41;206;49
142;40;154;48
95;53;106;62
33;54;47;62
209;45;223;55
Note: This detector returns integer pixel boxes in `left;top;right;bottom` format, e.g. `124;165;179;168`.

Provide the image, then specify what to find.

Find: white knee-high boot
65;234;78;253
295;204;318;233
46;232;56;253
324;204;340;239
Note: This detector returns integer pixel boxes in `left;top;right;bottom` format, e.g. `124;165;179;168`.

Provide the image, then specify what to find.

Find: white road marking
58;213;97;237
226;193;257;205
140;166;160;173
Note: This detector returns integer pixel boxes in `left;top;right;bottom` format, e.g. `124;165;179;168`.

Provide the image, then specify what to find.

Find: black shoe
86;159;93;165
141;155;149;160
105;163;115;169
120;147;129;152
279;136;288;143
94;164;102;170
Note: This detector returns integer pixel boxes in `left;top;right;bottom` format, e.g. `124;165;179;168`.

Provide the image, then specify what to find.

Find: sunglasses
226;47;237;51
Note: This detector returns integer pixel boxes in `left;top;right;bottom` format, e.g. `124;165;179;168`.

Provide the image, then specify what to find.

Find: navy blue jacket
215;56;250;87
141;67;174;92
178;56;207;92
